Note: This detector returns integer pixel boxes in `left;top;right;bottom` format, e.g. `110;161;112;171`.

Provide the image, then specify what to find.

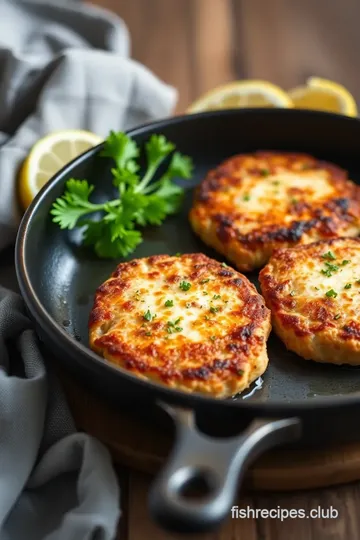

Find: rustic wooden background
91;1;360;538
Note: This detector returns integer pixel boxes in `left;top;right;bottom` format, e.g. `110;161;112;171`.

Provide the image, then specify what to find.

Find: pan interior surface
19;109;360;406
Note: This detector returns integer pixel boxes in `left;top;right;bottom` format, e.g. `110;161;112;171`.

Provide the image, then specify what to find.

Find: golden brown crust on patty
259;237;360;365
189;152;360;272
89;253;271;398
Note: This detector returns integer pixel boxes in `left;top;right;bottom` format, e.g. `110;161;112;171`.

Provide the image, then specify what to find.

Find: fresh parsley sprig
50;131;193;258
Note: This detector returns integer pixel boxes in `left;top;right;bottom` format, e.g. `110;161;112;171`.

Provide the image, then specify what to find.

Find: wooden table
68;1;360;537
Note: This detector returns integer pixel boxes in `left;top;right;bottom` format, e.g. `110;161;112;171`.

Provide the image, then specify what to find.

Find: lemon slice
288;77;358;117
18;129;103;210
186;80;293;113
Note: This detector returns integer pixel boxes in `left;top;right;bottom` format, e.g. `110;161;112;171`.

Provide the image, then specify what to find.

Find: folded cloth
0;288;120;540
0;0;177;539
0;0;177;252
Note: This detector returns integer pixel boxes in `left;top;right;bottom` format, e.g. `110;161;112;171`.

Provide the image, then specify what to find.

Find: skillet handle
149;404;301;533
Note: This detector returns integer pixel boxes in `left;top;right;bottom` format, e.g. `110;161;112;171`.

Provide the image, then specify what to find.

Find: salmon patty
259;238;360;365
89;253;271;398
189;152;360;272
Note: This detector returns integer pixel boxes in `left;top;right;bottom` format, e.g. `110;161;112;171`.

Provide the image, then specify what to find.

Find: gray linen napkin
0;0;177;538
0;0;177;251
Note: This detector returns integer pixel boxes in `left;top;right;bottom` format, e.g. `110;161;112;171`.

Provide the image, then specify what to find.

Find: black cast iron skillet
15;109;360;534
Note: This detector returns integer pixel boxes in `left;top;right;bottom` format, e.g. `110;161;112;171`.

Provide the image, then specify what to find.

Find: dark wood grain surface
92;1;360;538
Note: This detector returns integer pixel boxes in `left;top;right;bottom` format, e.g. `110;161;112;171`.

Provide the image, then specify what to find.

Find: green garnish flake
164;299;174;307
213;294;221;300
344;283;352;290
272;180;280;186
167;318;183;334
179;280;191;291
290;290;296;297
210;306;219;314
222;262;228;267
185;302;191;308
341;260;350;266
325;289;337;298
175;252;182;257
210;336;216;341
143;309;154;321
334;314;341;320
290;198;298;204
201;278;210;284
260;168;270;176
237;369;244;376
50;131;193;259
243;193;251;201
204;315;210;321
145;331;152;336
321;261;339;277
314;286;319;290
322;251;336;261
203;291;208;296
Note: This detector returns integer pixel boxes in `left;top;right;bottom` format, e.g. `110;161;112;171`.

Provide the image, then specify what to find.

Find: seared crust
189;152;360;272
259;238;360;365
89;253;271;398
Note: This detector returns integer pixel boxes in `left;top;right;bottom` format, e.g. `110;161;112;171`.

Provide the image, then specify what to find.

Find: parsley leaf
50;131;193;258
325;289;337;298
179;281;191;291
322;251;336;261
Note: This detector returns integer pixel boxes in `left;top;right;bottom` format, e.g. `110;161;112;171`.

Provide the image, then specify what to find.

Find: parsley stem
134;160;165;193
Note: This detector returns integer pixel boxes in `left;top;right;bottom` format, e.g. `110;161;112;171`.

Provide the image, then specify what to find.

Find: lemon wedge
288;77;358;117
18;129;103;210
186;80;293;113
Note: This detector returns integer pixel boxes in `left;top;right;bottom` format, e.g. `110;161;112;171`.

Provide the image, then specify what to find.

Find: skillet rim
15;107;360;412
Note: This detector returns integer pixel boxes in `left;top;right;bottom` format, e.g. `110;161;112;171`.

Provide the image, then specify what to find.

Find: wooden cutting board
59;371;360;491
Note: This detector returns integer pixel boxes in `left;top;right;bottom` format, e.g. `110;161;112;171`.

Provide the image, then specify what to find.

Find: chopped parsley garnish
179;280;191;291
213;294;221;300
203;291;208;295
185;302;191;308
175;252;181;257
164;299;174;307
145;331;152;336
334;314;341;320
204;315;210;320
260;168;269;176
341;260;350;266
222;262;228;267
325;262;339;272
290;290;296;297
243;193;251;201
210;306;219;314
290;198;298;204
344;283;352;290
321;261;339;277
167;319;183;333
143;309;154;321
272;180;280;186
314;286;319;290
210;336;216;341
237;369;244;375
325;289;337;298
322;251;336;261
200;278;210;284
